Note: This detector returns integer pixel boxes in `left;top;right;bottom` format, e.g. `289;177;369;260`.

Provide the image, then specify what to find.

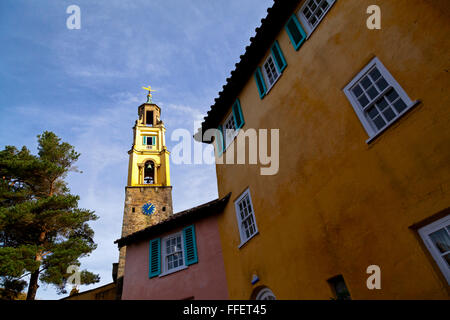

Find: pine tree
0;131;99;300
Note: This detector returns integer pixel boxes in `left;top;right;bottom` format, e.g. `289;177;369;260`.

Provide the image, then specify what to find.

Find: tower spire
142;85;156;104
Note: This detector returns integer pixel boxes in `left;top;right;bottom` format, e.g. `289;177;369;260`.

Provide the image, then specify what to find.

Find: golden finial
142;85;156;103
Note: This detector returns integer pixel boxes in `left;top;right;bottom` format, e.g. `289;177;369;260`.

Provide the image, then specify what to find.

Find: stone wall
118;186;173;278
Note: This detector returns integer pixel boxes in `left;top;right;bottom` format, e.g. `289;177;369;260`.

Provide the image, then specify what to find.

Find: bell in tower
117;86;173;279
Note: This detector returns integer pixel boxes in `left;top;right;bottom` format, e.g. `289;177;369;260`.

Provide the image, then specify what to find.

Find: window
285;14;307;50
328;275;351;300
344;57;417;141
254;41;287;98
418;215;450;284
163;232;185;273
216;99;245;155
255;287;276;300
262;55;280;89
223;112;237;148
149;225;198;278
298;0;336;35
143;135;156;146
235;188;258;247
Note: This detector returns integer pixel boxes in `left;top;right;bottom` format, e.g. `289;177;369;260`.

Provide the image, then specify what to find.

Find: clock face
142;201;156;216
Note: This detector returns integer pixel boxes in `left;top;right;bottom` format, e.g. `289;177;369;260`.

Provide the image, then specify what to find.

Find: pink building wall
121;215;229;300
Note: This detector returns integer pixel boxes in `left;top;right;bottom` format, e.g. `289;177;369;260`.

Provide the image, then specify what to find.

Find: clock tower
118;88;173;278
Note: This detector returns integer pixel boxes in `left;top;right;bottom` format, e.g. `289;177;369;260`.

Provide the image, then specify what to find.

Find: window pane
429;228;450;254
382;108;396;122
367;106;378;119
369;68;381;81
367;86;379;100
373;116;386;130
393;99;407;113
376;77;389;91
376;97;388;111
358;95;369;108
360;77;372;90
386;89;399;102
352;84;363;98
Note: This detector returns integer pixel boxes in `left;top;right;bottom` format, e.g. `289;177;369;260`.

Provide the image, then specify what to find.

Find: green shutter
216;125;224;156
151;136;155;145
149;238;161;278
143;136;147;145
285;14;307;51
232;99;245;130
183;225;198;266
271;40;287;73
254;67;267;99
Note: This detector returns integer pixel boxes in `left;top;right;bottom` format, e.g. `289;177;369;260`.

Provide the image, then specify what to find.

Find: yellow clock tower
117;87;173;278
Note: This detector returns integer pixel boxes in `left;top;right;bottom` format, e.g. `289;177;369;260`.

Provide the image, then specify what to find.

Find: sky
0;0;273;299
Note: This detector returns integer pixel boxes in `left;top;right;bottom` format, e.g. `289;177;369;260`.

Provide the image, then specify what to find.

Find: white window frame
261;54;280;92
235;188;259;248
223;111;237;150
160;231;187;276
298;0;336;36
344;57;418;143
418;215;450;284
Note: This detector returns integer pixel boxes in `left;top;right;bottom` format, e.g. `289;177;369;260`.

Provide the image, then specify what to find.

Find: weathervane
142;85;156;103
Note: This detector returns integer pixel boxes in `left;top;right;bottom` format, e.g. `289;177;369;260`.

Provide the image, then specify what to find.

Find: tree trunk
26;269;40;300
26;231;46;300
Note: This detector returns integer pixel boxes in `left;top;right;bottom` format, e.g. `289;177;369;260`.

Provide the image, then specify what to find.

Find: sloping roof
60;282;116;300
195;0;300;142
114;193;231;248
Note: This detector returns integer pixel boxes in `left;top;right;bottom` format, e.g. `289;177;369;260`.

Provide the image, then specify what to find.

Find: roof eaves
114;193;231;248
196;0;300;143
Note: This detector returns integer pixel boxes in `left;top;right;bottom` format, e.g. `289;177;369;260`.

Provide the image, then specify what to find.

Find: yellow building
198;0;450;299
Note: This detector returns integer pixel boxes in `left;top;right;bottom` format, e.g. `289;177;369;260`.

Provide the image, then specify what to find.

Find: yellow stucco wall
214;0;450;299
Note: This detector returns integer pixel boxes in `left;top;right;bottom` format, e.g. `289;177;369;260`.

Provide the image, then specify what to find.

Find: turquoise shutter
285;14;307;50
271;40;287;73
232;99;245;130
151;136;155;145
216;125;224;156
149;238;161;278
254;67;267;99
183;225;198;266
143;136;147;145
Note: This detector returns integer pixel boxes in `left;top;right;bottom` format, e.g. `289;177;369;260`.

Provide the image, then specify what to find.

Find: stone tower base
118;186;173;278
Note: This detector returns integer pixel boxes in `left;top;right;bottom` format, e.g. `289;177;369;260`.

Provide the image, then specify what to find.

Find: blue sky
0;0;273;299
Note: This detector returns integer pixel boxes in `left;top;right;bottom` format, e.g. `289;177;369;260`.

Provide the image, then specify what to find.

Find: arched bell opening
143;160;155;185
